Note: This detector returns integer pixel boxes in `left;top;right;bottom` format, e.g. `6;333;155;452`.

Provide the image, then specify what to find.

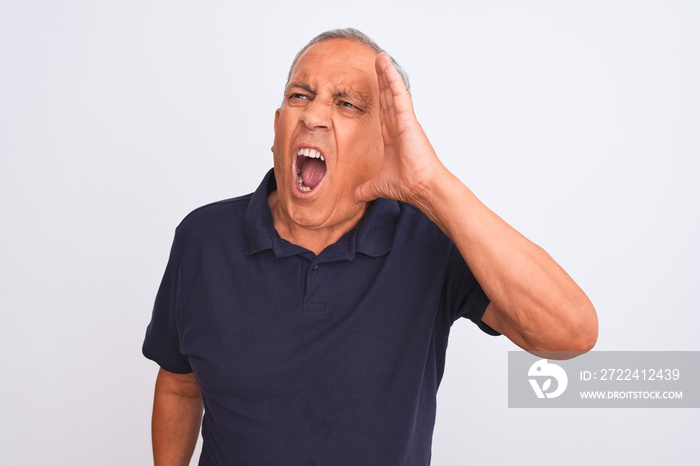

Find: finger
375;53;393;126
354;179;380;205
375;53;394;119
375;53;412;115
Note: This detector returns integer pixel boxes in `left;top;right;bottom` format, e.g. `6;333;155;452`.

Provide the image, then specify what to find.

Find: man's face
271;38;383;233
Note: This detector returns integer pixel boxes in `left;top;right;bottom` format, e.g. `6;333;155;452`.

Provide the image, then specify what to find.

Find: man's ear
270;108;281;154
271;109;281;154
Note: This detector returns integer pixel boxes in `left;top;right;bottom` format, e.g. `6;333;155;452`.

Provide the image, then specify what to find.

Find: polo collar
243;169;399;259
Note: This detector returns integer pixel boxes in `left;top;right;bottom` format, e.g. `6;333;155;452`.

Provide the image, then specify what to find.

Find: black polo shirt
143;169;495;465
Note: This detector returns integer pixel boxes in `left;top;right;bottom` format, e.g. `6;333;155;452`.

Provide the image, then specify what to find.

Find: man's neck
267;191;366;256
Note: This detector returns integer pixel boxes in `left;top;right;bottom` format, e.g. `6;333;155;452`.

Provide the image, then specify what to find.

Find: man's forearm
152;369;204;466
416;166;597;355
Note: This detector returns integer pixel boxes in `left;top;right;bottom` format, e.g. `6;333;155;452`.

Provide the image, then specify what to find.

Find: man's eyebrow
286;83;373;108
335;88;372;108
287;83;315;95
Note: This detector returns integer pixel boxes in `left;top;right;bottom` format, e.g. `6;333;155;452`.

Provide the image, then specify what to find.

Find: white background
1;1;698;464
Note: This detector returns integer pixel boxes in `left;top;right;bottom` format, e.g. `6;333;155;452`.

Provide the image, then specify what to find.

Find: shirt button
312;264;319;270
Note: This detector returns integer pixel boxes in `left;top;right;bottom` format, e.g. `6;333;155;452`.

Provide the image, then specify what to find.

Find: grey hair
285;27;410;93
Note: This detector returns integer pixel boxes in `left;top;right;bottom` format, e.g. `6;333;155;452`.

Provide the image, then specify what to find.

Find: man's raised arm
355;53;598;358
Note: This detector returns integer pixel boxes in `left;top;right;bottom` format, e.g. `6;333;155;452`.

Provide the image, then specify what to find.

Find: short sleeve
444;243;500;336
142;233;193;373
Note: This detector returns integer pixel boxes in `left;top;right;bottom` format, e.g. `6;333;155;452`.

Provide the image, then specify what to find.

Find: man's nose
301;99;332;130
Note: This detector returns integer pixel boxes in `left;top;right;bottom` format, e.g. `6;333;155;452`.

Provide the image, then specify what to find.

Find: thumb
354;179;380;205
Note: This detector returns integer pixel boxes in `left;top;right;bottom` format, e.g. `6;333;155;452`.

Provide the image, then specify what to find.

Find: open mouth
295;148;327;192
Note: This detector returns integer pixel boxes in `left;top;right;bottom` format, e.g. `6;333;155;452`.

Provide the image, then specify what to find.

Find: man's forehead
289;39;378;83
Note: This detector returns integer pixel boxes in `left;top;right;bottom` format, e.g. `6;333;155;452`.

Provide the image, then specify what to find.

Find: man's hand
354;52;447;208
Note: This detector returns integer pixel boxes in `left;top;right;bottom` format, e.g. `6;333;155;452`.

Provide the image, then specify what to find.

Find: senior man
143;28;597;465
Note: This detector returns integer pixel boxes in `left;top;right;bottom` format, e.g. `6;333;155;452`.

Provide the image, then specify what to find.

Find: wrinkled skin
269;39;384;253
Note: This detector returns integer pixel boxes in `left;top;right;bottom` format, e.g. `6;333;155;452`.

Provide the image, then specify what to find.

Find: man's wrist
411;165;473;234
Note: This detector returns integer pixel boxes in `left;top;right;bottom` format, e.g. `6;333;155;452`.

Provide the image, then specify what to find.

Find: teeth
297;148;325;162
296;167;311;192
298;179;311;192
